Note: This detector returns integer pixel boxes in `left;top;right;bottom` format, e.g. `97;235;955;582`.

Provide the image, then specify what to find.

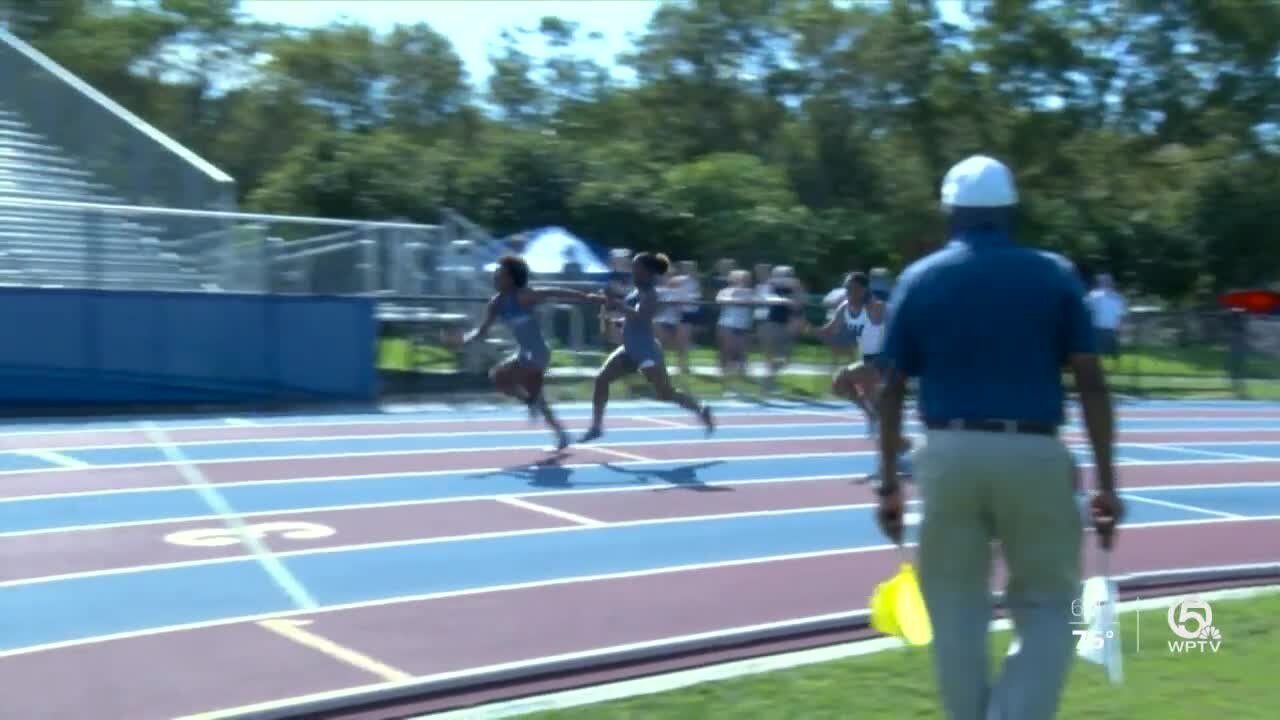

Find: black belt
924;419;1057;436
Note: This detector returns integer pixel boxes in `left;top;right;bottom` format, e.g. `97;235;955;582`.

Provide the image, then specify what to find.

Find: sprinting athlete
579;252;715;443
464;255;602;452
814;272;878;431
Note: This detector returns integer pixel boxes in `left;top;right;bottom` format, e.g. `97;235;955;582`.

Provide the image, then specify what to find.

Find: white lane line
1;415;1276;454
4;464;1276;540
139;423;318;611
0;489;1264;593
8;429;1274;481
1129;443;1272;462
0;449;867;504
17;449;89;468
0;503;881;589
0;545;894;660
1122;493;1244;519
5;518;1279;666
0;472;860;538
635;416;689;428
496;496;604;526
0;406;865;441
0;433;863;478
587;445;655;462
4;449;1280;508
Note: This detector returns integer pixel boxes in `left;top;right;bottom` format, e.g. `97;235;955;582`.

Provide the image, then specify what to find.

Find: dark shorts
620;339;664;371
658;321;679;332
504;347;550;372
718;326;749;337
863;353;888;371
1095;328;1118;356
681;311;700;325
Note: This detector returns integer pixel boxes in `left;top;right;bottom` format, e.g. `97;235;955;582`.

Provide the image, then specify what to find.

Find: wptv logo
1165;596;1223;654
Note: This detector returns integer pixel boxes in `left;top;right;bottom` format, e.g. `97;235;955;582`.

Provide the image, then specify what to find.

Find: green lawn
524;591;1280;719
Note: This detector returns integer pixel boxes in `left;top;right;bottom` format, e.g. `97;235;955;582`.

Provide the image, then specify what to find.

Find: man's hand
876;486;905;545
1089;490;1124;550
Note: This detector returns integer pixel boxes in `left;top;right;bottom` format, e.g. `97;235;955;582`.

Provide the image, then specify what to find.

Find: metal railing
0;196;464;299
0;26;236;211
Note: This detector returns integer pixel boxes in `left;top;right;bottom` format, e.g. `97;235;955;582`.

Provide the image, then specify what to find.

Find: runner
463;255;602;452
813;272;878;431
579;252;715;443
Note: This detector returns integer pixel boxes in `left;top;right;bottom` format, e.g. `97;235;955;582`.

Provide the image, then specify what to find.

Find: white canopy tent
484;227;611;275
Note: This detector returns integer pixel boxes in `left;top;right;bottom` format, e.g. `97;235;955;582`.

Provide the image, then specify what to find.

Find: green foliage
9;0;1280;299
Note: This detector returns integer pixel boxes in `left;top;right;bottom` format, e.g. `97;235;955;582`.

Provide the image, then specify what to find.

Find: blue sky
240;1;972;87
240;1;664;85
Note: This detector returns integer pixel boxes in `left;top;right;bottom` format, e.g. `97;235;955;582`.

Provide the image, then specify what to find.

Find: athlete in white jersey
812;271;913;473
813;272;877;428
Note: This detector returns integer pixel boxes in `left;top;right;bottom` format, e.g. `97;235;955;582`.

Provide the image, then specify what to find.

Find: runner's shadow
467;454;649;490
597;460;732;492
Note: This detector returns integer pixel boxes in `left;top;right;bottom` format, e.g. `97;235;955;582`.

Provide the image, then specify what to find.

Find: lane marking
0;489;1269;592
587;446;656;462
0;398;1272;438
3;448;1279;509
0;432;870;477
636;416;689;428
0;416;1277;455
257;619;412;682
1129;443;1272;462
0;502;889;588
1122;494;1244;519
4;518;1280;661
164;521;336;548
139;423;319;611
496;497;604;526
1;425;1279;480
17;449;88;468
0;449;891;503
0;407;872;444
0;472;863;538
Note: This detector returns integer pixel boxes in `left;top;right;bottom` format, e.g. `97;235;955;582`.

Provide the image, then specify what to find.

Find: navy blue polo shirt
881;228;1096;426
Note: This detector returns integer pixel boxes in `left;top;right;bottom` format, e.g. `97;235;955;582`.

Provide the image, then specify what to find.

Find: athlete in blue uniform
579;252;715;443
465;256;602;451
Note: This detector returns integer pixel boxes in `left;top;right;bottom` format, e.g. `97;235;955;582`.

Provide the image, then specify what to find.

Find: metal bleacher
0;101;206;290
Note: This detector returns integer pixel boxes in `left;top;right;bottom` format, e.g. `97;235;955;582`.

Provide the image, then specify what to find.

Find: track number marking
164;521;336;548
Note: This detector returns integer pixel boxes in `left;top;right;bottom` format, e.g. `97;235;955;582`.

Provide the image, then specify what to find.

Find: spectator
1086;273;1127;358
670;260;701;382
759;265;806;390
716;269;755;388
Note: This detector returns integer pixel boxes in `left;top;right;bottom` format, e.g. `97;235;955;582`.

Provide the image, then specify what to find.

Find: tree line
6;0;1280;302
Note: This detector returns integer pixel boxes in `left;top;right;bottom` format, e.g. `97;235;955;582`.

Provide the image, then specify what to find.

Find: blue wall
0;288;377;406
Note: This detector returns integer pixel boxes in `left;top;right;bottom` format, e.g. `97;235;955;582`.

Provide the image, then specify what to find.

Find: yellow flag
870;562;933;646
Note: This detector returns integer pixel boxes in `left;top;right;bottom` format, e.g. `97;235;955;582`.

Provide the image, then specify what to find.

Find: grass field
525;590;1280;719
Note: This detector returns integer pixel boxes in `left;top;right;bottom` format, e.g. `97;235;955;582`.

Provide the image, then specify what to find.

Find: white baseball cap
940;155;1018;208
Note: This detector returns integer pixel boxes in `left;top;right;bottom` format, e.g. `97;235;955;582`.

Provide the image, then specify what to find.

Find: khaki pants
913;429;1083;720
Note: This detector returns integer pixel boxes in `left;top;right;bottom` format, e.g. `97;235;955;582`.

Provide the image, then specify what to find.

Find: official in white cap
874;155;1124;720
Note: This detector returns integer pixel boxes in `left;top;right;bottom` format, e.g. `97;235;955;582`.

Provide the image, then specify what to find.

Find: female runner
464;255;602;451
578;252;715;443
